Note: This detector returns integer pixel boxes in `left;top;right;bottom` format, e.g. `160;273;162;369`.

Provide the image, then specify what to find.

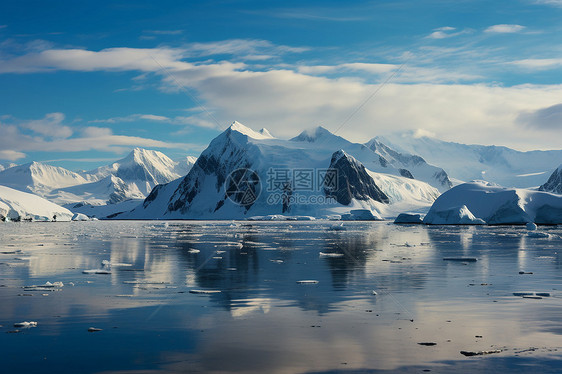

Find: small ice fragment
372;290;378;295
460;349;501;356
296;280;319;284
87;327;102;332
513;292;534;296
187;248;200;254
14;321;37;328
101;260;110;267
418;342;437;346
443;257;477;262
526;222;537;231
189;290;221;294
82;269;111;274
523;295;543;299
518;271;533;275
330;223;346;231
527;232;550;238
319;252;344;257
536;292;551;297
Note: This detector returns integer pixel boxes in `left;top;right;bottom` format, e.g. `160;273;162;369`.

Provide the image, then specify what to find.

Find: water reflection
0;221;561;373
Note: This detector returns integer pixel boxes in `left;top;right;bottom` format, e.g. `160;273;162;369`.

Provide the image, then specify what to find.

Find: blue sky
1;0;562;170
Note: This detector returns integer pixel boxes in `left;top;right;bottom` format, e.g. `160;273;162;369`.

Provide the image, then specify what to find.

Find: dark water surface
1;221;561;373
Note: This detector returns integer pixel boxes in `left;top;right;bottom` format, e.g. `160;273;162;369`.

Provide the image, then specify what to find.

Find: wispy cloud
426;27;470;39
507;58;562;70
485;24;526;33
0;150;25;161
533;0;562;7
0;115;192;156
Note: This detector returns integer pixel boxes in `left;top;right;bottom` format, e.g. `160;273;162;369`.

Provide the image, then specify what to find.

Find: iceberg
423;181;562;225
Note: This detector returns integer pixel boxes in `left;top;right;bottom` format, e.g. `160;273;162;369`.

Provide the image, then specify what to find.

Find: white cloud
426;27;469;39
507;58;562;70
0;117;192;155
1;43;562;151
20;112;72;139
90;114;172;124
0;150;26;161
485;24;526;33
533;0;562;7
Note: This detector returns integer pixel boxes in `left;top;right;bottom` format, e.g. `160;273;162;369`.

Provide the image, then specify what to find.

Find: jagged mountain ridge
0;148;197;210
539;165;562;194
376;132;562;188
124;122;439;219
0;161;91;195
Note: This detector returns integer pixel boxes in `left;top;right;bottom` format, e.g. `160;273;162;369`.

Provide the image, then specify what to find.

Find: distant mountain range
0;148;196;217
376;132;562;188
0;123;561;221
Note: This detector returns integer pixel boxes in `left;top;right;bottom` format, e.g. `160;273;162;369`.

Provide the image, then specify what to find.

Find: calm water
1;221;561;373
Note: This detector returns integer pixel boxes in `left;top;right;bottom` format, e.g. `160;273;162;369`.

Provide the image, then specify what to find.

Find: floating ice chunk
110;263;132;267
527;231;551;238
460;349;501;356
24;281;64;291
82;269;111;274
394;213;424;224
443;257;477;262
372;290;378;295
296;280;319;284
187;248;200;254
14;321;37;328
319;252;344;258
526;222;537;231
189;289;221;294
536;292;551;297
513;292;534;296
87;327;102;332
424;205;485;225
330;223;346;231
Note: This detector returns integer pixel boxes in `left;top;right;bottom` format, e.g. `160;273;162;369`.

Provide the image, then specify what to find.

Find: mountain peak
228;121;272;140
291;126;338;142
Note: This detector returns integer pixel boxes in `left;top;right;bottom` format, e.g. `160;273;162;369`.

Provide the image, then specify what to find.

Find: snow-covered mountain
85;148;192;195
0;148;197;218
123;122;439;220
539;165;562;194
0;162;17;172
0;161;91;196
375;133;562;188
365;138;452;192
0;185;73;222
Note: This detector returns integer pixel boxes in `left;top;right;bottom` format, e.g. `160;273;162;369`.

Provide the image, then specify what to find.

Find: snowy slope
289;127;452;192
124;122;439;220
0;161;90;196
376;132;562;188
423;180;562;224
0;163;17;172
365;139;452;192
0;185;73;221
49;175;146;205
539;165;562;194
